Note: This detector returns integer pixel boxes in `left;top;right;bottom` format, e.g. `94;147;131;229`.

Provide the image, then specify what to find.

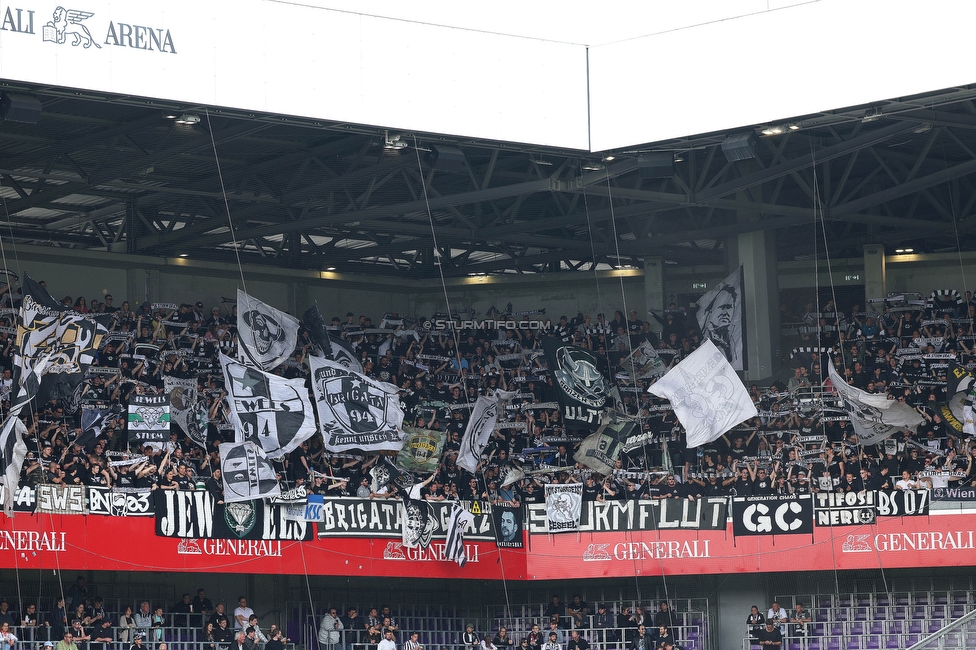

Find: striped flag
457;389;516;473
444;502;474;567
0;352;54;515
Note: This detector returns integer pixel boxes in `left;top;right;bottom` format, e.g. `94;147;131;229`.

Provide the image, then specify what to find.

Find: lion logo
842;534;872;553
582;543;611;561
383;541;405;560
43;7;102;49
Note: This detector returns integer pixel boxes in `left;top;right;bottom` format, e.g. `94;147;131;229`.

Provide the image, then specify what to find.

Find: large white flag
648;339;757;448
236;289;300;370
696;266;745;370
220;353;317;458
219;441;281;503
309;356;405;453
828;361;924;445
457;389;517;473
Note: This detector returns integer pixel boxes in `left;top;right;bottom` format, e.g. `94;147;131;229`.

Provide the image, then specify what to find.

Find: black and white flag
457;389;516;473
219;353;317;458
828;361;923;445
541;336;613;428
310;356;404;453
573;414;636;474
369;457;414;494
445;502;474;567
401;482;436;549
219;441;281;503
302;304;363;374
237;289;300;371
648;340;757;447
545;483;583;533
696;266;745;370
17;275;108;411
0;352;54;515
165;375;209;449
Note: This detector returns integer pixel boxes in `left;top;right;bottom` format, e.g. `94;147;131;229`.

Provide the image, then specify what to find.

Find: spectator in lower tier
755;622;782;648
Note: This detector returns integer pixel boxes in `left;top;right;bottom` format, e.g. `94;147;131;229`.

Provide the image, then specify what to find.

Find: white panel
589;0;976;151
0;0;588;149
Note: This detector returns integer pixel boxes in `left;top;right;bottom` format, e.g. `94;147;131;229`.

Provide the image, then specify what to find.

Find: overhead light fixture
894;248;914;254
178;253;189;258
530;158;553;166
721;132;758;162
326;266;337;271
913;123;933;134
581;162;604;171
862;108;882;123
788;123;801;131
383;130;407;150
904;248;914;253
760;125;786;136
603;155;616;162
175;113;200;125
673;154;685;163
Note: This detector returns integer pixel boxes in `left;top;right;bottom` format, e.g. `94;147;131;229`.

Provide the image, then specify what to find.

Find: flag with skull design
236;289;300;371
541;336;614;429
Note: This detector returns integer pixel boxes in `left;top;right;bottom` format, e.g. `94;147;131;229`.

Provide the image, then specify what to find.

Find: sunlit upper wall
588;0;976;151
0;0;589;149
1;0;975;152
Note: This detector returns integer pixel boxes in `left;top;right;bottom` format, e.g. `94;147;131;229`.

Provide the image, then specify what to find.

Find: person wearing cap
461;625;478;650
592;604;615;643
41;643;54;650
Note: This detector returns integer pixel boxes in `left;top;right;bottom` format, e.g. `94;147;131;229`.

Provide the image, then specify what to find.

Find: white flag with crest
236;289;300;370
648;339;757;448
828;361;924;445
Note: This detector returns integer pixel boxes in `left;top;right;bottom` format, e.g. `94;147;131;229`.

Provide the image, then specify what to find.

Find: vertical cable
205;109;248;295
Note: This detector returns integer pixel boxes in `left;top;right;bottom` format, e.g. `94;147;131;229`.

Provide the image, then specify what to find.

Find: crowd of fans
2;281;976;506
0;578;288;650
318;596;687;650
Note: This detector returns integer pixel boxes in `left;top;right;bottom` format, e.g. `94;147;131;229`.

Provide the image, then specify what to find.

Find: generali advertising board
1;505;973;579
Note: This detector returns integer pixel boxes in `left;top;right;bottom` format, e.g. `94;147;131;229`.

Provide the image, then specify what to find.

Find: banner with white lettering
153;490;313;540
35;485;86;515
541;337;613;429
314;497;495;540
310;356;404;453
545;483;583;533
527;497;729;533
732;495;813;537
127;394;170;446
814;490;929;525
932;486;976;501
86;487;154;517
876;489;929;517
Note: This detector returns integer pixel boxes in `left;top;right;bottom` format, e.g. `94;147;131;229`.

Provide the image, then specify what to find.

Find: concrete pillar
863;244;887;303
717;573;767;650
644;256;665;331
733;185;780;382
126;268;159;307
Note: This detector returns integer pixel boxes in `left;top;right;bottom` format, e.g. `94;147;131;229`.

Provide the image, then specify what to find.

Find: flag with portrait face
696;266;745;370
401;482;435;549
236;289;300;371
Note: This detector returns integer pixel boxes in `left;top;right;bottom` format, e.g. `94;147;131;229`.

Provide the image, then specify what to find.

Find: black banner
814;491;877;526
877;489;929;516
492;505;524;548
154;490;313;540
541;337;613;428
314;497;495;540
732;495;814;536
527;497;729;533
87;487;154;517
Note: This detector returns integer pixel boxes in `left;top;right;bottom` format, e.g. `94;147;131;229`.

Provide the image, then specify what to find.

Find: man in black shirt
756;622;782;647
192;589;214;617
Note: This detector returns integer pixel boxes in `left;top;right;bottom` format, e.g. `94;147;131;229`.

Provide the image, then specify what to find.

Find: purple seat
908;622;922;634
851;622;865;635
952;605;967;617
915;595;930;606
928;621;943;633
869;622;883;635
904;635;919;645
865;636;880;649
854;608;868;621
883;636;899;649
826;637;841;650
830;625;845;636
891;607;907;620
846;638;860;650
953;593;969;605
787;644;801;650
875;596;890;607
857;597;872;607
911;607;926;619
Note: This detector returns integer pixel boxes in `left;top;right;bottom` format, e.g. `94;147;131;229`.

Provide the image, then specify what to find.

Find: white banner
648;340;757;447
309;356;404;453
545;483;583;533
219;354;317;459
456;389;516;473
219;441;281;503
828;361;924;445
